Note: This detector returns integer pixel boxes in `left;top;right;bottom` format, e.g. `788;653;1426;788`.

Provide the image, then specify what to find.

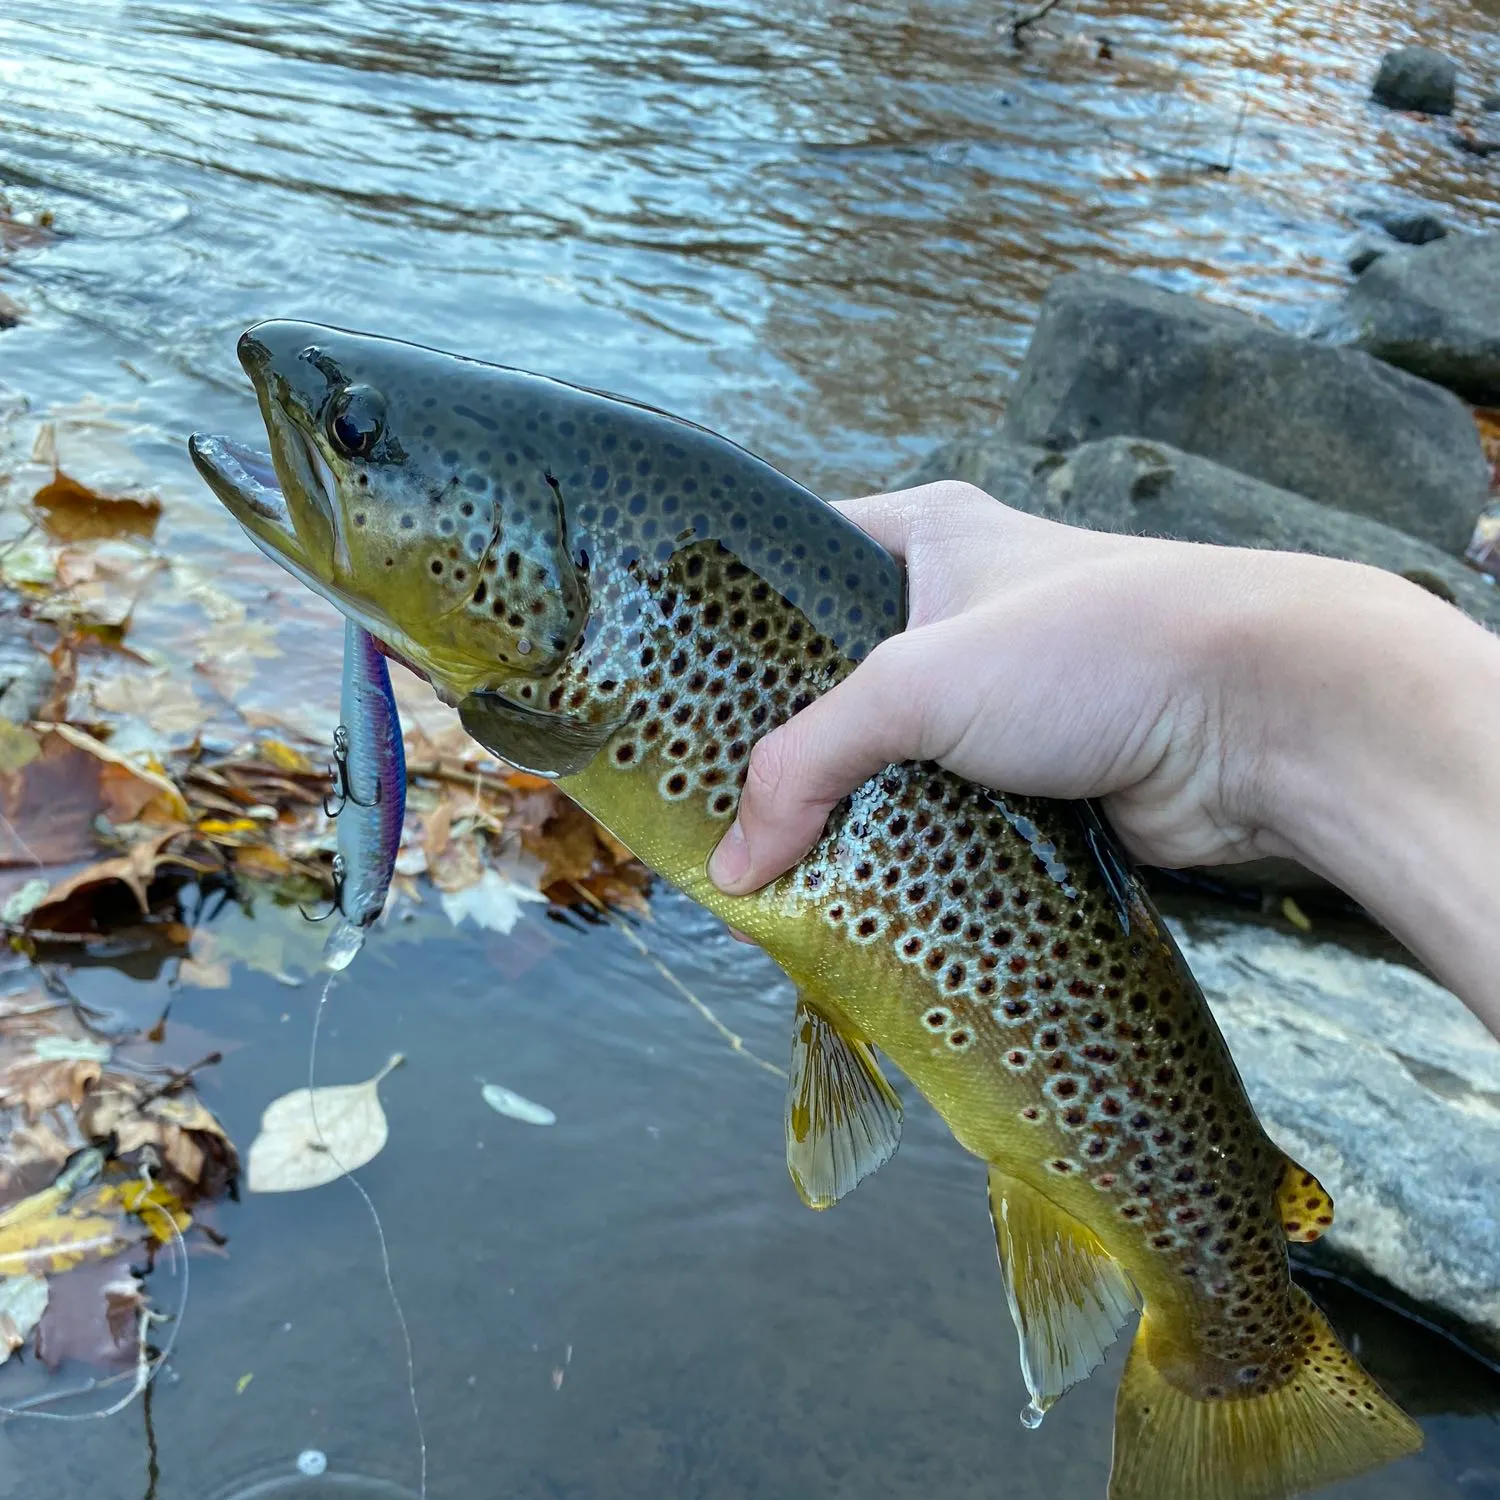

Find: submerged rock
1002;273;1488;554
1175;919;1500;1361
1358;207;1451;246
903;434;1500;634
1347;232;1500;405
1371;46;1457;116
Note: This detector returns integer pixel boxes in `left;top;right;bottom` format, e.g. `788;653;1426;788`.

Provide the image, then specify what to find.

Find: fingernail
708;820;751;891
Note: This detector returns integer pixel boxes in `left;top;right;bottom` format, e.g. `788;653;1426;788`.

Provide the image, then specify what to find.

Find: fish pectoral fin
458;691;621;778
987;1166;1139;1415
1109;1287;1420;1500
1276;1154;1334;1243
785;996;902;1210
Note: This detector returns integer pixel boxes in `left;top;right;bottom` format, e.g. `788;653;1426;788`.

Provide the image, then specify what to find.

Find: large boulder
902;434;1500;634
1346;231;1500;406
1371;46;1457;115
1176;918;1500;1360
1002;274;1489;555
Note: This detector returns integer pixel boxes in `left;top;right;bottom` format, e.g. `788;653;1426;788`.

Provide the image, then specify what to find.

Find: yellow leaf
236;1372;254;1395
0;722;40;776
1281;896;1312;933
196;817;261;838
258;739;315;775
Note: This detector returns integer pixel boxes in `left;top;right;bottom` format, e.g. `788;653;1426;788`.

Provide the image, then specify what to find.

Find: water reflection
2;0;1498;504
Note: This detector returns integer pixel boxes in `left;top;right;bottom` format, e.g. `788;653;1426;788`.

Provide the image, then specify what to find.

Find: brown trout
190;322;1422;1500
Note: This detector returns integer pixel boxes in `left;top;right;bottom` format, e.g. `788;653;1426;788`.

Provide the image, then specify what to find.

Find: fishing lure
319;619;407;970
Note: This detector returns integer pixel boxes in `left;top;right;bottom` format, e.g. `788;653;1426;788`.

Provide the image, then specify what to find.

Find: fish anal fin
987;1165;1139;1414
1109;1286;1421;1500
1277;1155;1335;1244
785;997;902;1210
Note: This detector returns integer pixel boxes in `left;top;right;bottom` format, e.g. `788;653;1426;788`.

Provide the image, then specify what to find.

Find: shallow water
2;0;1500;1495
0;893;1496;1500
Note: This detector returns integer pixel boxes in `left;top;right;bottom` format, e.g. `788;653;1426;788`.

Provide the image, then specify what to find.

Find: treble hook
323;725;379;816
301;853;347;923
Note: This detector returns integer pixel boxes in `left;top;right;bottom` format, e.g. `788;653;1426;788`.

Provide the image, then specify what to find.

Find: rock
1346;231;1500;405
1001;273;1491;554
1483;91;1500;113
1356;207;1450;245
902;433;1500;634
1174;918;1500;1360
1346;236;1388;277
1451;128;1500;158
1371;46;1457;115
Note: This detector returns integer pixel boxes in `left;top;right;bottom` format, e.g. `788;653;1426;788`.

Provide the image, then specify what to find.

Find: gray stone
906;432;1500;632
1346;236;1388;277
1347;231;1500;405
1371;46;1457;115
1355;206;1450;245
1174;918;1500;1360
1002;273;1489;554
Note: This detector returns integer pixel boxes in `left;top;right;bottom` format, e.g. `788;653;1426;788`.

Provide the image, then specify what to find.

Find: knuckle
741;730;793;813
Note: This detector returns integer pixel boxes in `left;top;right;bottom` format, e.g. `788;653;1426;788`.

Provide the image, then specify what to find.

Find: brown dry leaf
83;1088;238;1201
26;827;201;929
525;800;608;890
32;469;161;543
0;731;101;868
428;827;486;894
42;722;190;822
423;798;454;867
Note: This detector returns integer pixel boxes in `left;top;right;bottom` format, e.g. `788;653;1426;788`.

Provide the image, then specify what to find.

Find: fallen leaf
236;1371;254;1394
257;738;316;775
0;732;102;867
92;672;207;741
34;1253;145;1372
0;721;40;775
32;469;162;543
440;865;547;936
178;956;231;989
0;1273;48;1362
480;1082;556;1126
42;722;189;822
246;1054;404;1193
1281;895;1312;932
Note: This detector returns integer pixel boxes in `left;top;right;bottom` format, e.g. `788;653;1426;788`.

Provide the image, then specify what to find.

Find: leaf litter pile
0;389;650;1415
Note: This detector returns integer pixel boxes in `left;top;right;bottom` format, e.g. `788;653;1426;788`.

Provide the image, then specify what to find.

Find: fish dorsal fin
458;691;621;778
785;997;902;1210
1277;1155;1335;1244
987;1166;1139;1415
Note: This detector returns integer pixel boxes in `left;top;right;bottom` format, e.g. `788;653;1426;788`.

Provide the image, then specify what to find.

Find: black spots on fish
430;559;443;575
922;1007;951;1032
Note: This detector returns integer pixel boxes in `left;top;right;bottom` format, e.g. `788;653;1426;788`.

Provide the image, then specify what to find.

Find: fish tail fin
1109;1286;1421;1500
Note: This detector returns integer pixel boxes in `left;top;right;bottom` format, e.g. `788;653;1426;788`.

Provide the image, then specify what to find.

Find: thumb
707;633;941;895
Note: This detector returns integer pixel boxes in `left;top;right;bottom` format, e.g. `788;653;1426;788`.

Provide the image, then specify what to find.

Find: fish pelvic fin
987;1166;1139;1414
785;996;902;1210
1109;1285;1422;1500
1276;1155;1334;1244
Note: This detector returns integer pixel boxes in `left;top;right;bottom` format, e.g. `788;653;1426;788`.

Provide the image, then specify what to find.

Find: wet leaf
0;721;40;775
0;732;102;868
257;738;316;775
93;671;207;741
440;863;548;936
33;469;162;544
42;721;189;822
34;1253;145;1372
0;1273;48;1362
0;1185;144;1277
246;1054;404;1193
480;1082;556;1126
178;956;231;989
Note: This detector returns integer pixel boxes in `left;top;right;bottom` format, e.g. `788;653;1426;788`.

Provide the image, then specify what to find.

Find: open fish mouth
187;429;436;690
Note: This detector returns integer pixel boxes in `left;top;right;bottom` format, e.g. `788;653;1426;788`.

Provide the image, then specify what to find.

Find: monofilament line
309;970;428;1500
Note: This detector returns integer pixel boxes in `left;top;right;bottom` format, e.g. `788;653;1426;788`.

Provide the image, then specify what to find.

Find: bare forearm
1230;559;1500;1034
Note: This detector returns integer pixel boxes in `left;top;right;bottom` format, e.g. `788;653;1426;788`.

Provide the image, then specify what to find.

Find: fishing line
307;969;428;1500
567;880;784;1080
0;1178;190;1423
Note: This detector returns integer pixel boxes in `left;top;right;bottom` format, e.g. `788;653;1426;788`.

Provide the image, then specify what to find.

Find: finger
707;633;943;894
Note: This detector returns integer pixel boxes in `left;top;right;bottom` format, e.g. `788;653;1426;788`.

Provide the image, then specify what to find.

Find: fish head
190;319;589;703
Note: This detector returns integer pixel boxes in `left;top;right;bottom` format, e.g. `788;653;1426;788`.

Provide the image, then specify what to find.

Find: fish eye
327;385;386;458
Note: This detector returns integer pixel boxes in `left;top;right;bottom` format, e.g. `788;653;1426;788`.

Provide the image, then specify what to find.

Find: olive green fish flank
192;320;1423;1500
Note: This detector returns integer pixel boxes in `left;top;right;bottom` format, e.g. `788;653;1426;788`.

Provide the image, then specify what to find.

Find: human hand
708;480;1280;893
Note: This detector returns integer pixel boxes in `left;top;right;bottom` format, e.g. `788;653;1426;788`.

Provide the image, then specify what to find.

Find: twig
1008;0;1066;46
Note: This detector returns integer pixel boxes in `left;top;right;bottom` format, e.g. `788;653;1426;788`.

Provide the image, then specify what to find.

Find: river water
1;1;1499;1497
